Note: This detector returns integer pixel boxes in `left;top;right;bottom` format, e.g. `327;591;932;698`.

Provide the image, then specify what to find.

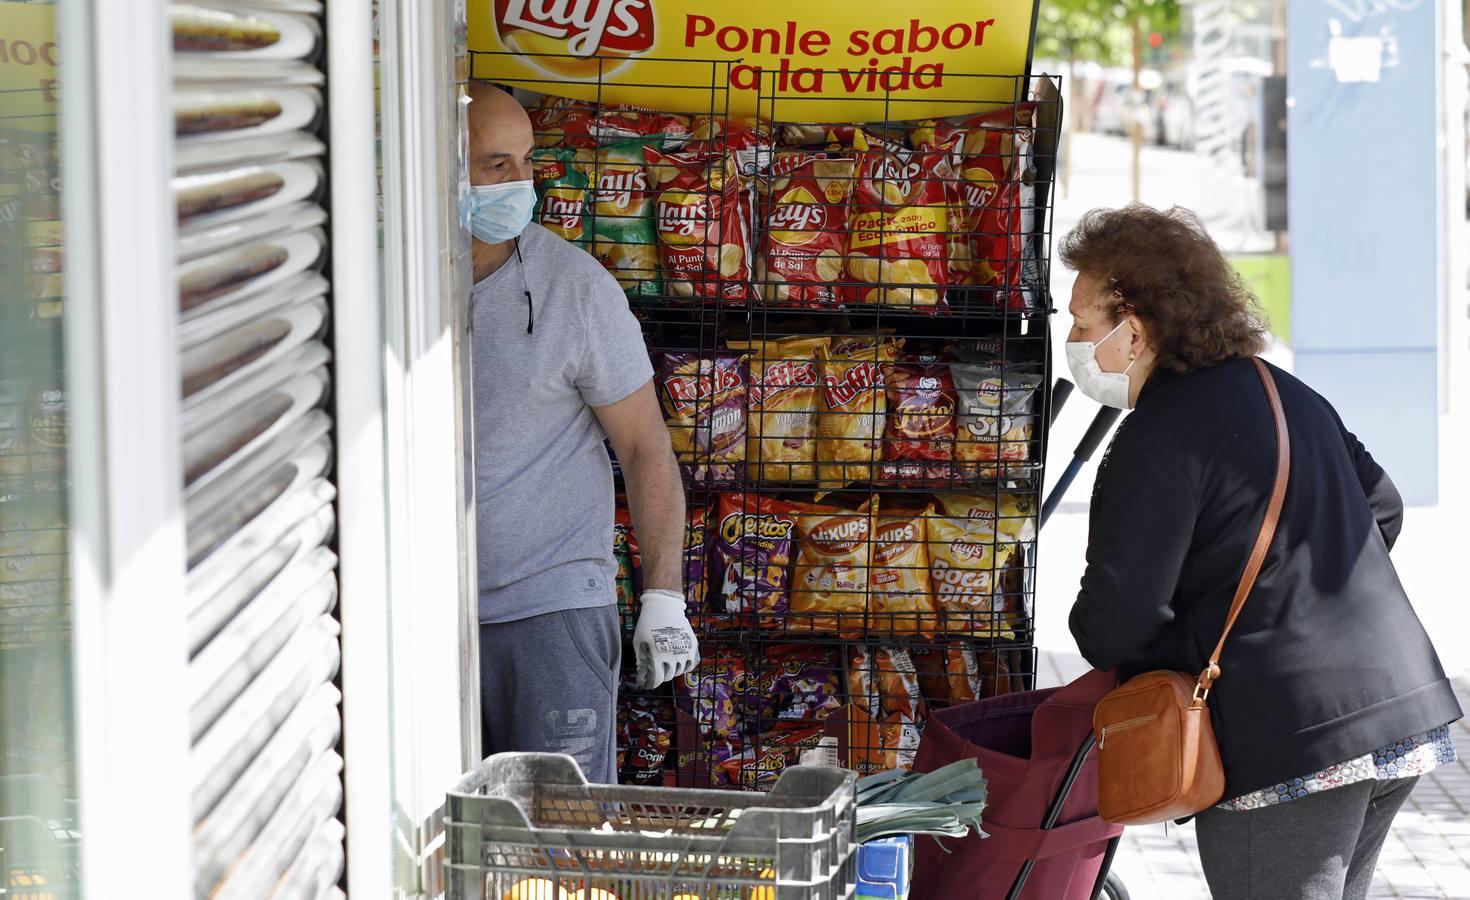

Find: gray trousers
479;605;621;784
1195;776;1418;900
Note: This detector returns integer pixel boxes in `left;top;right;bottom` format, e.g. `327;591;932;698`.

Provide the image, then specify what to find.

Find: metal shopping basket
446;753;857;900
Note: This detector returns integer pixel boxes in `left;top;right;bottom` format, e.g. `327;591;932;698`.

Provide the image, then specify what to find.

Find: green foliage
1035;0;1181;64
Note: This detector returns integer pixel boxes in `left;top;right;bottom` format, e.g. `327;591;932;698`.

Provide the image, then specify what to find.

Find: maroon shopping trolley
910;667;1125;900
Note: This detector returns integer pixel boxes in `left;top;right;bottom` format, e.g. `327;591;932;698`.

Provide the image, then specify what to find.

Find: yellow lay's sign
0;2;59;133
468;0;1038;122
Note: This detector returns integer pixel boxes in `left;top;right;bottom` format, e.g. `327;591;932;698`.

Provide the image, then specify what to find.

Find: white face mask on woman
1066;318;1137;410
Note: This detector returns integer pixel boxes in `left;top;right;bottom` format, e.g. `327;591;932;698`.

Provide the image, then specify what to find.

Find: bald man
463;83;698;782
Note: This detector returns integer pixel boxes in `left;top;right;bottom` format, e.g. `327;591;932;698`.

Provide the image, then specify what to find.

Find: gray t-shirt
472;223;653;623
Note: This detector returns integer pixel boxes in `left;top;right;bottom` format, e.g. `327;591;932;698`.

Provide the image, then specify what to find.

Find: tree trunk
1130;19;1144;203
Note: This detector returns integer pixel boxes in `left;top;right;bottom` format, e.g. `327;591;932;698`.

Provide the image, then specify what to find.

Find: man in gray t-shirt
462;84;699;782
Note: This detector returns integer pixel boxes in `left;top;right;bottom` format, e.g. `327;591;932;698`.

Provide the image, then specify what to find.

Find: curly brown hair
1059;204;1268;374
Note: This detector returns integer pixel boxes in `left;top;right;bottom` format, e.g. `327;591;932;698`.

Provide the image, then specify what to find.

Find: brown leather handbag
1093;358;1290;825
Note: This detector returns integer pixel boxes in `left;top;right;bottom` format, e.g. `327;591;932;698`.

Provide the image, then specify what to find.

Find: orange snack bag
729;336;829;483
870;505;938;638
817;335;900;489
789;498;874;636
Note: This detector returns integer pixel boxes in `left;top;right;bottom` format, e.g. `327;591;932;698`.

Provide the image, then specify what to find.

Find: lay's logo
768;187;826;245
655;190;708;245
495;0;656;58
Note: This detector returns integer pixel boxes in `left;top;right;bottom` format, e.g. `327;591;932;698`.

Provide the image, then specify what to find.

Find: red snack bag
779;123;907;153
719;727;826;791
592;104;692;147
912;105;1035;295
687;116;774;174
528;97;597;148
645;147;754;302
844;132;956;313
756;151;855;308
881;361;956;484
711;493;800;628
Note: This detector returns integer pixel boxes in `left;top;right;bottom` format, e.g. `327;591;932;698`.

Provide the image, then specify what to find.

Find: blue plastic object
856;836;912;900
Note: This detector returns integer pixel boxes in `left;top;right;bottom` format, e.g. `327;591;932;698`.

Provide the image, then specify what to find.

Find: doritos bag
531;147;591;245
844;132;955;312
757;151;855;308
871;505;938;638
728;336;828;483
789;498;873;637
656;351;746;483
881;360;957;484
588;140;660;296
817;336;900;490
711;493;800;628
645;148;753;301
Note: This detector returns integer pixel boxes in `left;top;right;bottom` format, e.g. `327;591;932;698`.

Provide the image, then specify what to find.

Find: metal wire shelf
483;51;1059;791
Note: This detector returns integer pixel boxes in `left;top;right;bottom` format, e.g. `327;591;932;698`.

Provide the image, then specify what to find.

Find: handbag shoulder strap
1195;358;1290;701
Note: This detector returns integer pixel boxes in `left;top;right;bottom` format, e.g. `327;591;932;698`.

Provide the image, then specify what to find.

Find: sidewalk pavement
1036;650;1470;900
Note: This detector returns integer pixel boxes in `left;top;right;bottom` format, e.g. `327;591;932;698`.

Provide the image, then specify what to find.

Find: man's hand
633;589;700;690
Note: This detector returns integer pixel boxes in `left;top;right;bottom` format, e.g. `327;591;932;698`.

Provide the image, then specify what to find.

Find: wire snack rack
471;49;1061;795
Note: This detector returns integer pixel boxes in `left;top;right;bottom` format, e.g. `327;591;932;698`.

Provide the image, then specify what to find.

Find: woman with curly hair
1061;205;1460;899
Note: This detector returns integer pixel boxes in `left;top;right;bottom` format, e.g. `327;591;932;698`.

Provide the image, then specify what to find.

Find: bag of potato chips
848;645;925;773
712;493;800;628
929;493;1036;635
656;351;747;483
531;147;591;246
881;360;957;485
911;105;1036;304
789;498;873;637
757;151;856;308
686;115;774;174
684;505;710;623
817;335;900;490
950;362;1042;479
528;97;597;148
645;147;753;302
588;140;660;296
870;505;938;638
729;336;828;483
844;132;955;313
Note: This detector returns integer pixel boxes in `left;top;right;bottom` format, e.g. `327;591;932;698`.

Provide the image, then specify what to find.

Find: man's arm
595;381;685;591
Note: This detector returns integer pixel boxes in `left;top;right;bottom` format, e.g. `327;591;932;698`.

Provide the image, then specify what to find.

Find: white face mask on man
1065;318;1137;410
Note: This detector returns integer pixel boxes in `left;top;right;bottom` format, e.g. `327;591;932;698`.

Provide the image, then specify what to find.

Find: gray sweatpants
1195;776;1418;900
479;605;621;784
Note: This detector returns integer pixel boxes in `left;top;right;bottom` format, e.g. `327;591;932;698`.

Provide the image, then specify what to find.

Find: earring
1129;351;1137;361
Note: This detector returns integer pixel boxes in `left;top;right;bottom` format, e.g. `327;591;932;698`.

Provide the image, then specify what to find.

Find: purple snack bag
657;351;747;482
675;650;744;741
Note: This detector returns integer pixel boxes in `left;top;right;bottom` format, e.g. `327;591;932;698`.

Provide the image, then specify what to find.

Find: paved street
1035;132;1470;898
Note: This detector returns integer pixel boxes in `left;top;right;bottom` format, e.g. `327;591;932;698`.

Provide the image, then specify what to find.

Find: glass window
0;0;81;895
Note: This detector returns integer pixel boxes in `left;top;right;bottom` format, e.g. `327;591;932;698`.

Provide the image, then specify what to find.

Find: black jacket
1070;358;1461;800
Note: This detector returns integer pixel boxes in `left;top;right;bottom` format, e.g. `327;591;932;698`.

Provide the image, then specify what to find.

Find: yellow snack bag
816;335;901;490
729;336;829;483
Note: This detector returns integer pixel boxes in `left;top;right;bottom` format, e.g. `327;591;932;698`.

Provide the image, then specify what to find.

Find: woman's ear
1126;314;1150;358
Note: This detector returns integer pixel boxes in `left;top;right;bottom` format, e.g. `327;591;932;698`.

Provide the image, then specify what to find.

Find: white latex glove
633;589;700;691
